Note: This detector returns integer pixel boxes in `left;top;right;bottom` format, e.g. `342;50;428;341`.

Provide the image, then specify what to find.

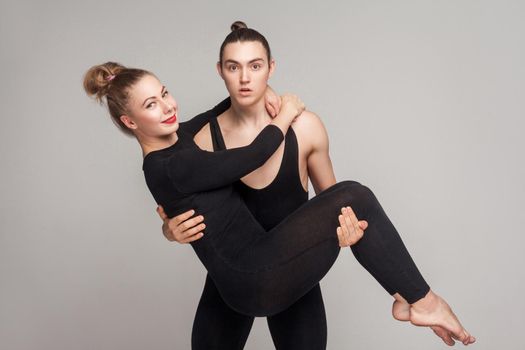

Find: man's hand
336;206;367;247
156;206;206;244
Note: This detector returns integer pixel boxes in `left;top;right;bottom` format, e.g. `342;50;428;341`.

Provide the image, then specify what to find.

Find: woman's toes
432;326;455;346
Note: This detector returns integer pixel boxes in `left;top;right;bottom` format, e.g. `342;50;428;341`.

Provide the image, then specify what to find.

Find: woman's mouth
162;114;177;124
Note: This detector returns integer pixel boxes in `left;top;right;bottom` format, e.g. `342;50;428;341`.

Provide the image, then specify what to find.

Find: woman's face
218;40;274;107
120;74;179;138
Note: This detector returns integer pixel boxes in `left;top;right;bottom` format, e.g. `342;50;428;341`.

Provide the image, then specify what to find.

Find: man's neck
226;99;272;130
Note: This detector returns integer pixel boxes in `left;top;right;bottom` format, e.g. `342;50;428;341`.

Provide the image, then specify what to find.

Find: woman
83;61;475;347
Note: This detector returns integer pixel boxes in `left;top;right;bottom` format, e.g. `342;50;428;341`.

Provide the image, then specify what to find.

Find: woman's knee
338;181;377;214
339;181;374;198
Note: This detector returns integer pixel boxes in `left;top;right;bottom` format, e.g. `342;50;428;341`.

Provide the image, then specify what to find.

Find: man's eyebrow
224;58;265;64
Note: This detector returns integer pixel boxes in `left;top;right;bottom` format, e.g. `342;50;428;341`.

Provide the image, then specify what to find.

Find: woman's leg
191;275;254;350
267;284;327;350
212;181;427;315
209;181;474;345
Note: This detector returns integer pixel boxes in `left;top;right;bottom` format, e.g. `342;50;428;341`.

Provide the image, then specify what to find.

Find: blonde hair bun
83;62;126;103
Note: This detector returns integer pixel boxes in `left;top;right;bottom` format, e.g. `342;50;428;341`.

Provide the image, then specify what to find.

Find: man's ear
268;59;276;79
216;61;224;80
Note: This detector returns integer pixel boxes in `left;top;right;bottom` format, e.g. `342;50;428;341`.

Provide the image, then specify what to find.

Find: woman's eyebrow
142;86;166;107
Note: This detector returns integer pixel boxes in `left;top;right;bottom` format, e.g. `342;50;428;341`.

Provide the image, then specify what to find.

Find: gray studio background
1;0;523;349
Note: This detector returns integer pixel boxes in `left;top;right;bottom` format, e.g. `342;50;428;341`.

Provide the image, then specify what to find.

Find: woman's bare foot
409;290;476;346
392;293;410;321
392;295;459;345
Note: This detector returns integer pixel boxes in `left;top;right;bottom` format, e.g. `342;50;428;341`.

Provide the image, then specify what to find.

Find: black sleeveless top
210;117;308;231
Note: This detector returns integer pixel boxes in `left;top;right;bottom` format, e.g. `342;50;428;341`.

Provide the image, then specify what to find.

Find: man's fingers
181;232;204;244
343;206;364;238
183;223;206;238
358;220;368;230
336;226;347;247
341;207;365;245
344;206;360;231
174;209;196;224
338;215;352;247
180;215;204;230
342;208;355;233
338;214;350;238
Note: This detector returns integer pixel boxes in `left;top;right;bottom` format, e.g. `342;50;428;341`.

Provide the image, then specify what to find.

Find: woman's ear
120;115;137;130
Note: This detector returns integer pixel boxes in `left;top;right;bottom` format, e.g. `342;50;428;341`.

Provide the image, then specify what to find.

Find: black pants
192;275;327;349
194;181;430;317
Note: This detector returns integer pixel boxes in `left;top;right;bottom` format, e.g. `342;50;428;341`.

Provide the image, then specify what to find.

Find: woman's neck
139;132;179;157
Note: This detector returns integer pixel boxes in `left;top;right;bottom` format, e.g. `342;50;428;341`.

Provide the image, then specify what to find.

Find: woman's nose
162;100;176;114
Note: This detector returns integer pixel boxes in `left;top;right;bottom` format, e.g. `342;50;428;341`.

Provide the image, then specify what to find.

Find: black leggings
192;275;327;350
197;181;430;317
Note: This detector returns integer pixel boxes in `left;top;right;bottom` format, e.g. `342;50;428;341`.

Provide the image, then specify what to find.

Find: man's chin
233;94;263;106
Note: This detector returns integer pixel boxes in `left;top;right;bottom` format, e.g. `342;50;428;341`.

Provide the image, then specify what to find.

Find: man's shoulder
294;110;322;128
293;110;328;147
193;122;214;152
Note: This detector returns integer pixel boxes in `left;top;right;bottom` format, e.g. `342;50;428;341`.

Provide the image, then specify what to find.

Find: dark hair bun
231;21;247;32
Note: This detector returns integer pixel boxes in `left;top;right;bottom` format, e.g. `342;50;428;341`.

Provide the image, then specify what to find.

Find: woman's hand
280;94;305;120
336;206;367;247
156;206;205;244
270;94;305;135
264;85;281;118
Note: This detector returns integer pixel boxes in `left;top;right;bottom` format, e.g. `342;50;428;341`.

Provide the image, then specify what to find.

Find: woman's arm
168;95;304;193
179;98;231;136
168;125;284;193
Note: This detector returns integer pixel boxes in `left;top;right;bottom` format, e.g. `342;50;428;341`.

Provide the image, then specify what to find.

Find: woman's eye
162;91;168;98
147;102;155;109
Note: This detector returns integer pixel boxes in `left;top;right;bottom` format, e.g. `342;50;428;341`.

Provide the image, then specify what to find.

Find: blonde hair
83;62;152;136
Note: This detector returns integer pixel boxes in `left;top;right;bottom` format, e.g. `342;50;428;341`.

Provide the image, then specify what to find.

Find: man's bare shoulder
293;110;322;128
293;110;328;144
193;122;213;151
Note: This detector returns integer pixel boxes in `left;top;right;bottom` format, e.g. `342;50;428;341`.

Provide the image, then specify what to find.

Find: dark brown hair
83;62;152;136
219;21;272;65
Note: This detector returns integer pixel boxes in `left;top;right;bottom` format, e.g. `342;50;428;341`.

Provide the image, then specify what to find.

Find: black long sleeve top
142;101;285;239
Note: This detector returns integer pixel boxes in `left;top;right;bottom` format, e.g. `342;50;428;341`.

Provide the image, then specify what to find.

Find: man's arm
293;111;337;194
294;111;367;246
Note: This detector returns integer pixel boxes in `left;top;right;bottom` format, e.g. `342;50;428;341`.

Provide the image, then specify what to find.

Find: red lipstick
162;114;177;124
